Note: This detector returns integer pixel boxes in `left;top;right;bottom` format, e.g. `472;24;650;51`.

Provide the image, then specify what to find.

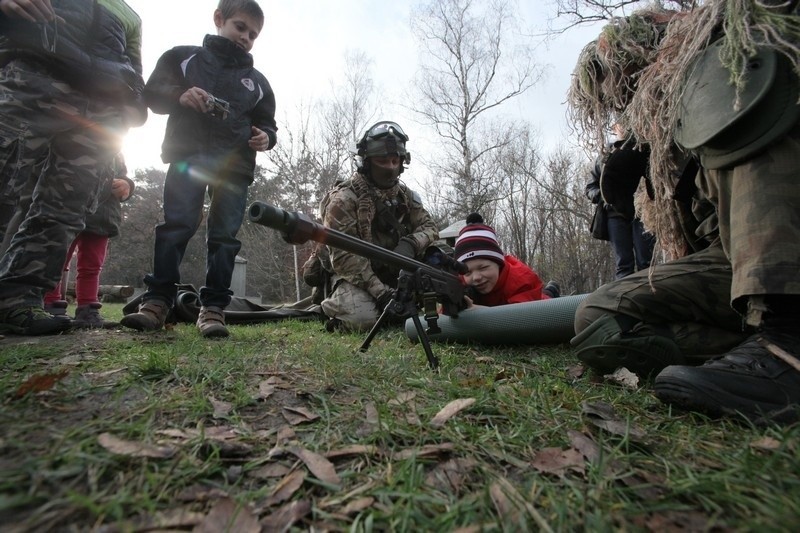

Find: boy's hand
0;0;55;22
249;126;269;151
111;178;131;201
179;87;211;114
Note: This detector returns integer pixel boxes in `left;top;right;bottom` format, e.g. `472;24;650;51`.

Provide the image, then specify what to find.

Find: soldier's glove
376;291;394;313
393;238;416;259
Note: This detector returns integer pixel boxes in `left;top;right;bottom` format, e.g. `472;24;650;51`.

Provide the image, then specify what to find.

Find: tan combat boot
197;306;228;338
120;300;169;331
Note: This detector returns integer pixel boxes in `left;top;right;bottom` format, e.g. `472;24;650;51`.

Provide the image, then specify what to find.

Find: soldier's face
463;259;500;294
369;155;402;188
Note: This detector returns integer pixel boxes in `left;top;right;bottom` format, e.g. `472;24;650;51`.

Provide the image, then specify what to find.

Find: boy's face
213;9;262;53
463;258;500;295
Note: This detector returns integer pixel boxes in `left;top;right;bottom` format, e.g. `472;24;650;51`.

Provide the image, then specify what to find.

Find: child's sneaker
44;300;69;316
197;306;228;338
73;303;119;329
0;306;71;335
120;300;170;331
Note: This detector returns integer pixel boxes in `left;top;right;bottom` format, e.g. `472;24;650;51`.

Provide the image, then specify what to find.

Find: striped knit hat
454;213;505;267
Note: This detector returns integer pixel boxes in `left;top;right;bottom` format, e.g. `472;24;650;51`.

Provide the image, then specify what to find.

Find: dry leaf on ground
249;462;292;480
210;397;233;418
194;497;260;533
388;391;417;406
430;398;476;428
341;496;375;516
424;457;478;493
603;367;640;389
581;401;647;442
261;500;312;532
567;429;601;463
394;442;455;460
286;446;341;487
14;370;69;398
97;433;176;459
531;447;585;477
262;470;306;508
324;444;379;460
281;406;320;425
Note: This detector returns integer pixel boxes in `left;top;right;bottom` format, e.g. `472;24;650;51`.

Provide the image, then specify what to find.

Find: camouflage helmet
356;121;411;163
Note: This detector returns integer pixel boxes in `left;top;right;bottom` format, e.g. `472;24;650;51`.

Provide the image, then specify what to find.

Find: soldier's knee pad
570;315;685;379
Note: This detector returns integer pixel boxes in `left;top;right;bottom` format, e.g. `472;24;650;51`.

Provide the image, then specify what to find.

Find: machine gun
248;201;470;370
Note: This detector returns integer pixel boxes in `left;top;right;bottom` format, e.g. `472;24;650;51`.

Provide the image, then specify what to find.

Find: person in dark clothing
585;126;656;279
0;0;146;336
121;0;277;338
43;154;134;328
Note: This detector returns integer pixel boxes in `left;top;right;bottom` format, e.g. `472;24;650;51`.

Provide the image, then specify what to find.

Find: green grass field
1;303;799;531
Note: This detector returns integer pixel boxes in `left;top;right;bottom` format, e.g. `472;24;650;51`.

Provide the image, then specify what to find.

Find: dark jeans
143;162;249;308
607;215;656;279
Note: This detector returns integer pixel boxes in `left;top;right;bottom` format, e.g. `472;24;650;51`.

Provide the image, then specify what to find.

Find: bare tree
317;50;380;200
410;0;542;219
552;0;694;30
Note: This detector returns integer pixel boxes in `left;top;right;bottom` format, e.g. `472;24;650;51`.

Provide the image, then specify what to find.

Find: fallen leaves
97;432;176;459
430;398;476;428
14;370;69;398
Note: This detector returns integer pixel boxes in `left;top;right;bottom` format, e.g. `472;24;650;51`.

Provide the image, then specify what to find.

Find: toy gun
205;94;230;120
248;201;470;370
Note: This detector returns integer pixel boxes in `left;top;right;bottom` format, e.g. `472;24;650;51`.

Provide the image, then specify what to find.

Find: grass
1;302;799;531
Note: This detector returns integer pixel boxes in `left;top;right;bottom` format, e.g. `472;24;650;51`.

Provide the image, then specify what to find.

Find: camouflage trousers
575;123;800;358
321;277;383;333
0;60;125;310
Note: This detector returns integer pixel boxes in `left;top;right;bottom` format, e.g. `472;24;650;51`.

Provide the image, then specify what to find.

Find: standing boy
121;0;277;338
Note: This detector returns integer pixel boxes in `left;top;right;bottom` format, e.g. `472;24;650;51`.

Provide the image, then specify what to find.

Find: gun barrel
248;201;442;275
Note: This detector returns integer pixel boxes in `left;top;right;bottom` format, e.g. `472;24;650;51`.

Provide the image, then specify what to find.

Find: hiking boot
72;303;119;329
571;315;684;379
325;317;343;333
0;306;71;335
654;330;800;424
120;300;169;332
197;306;228;338
543;280;561;298
44;300;69;316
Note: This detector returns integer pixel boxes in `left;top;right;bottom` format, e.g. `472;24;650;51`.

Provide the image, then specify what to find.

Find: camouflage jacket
322;172;439;299
0;0;145;124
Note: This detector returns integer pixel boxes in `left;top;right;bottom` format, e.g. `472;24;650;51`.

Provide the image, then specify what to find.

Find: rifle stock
247;201;467;317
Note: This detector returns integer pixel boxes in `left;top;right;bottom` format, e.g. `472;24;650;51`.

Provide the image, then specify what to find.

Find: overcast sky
122;0;605;186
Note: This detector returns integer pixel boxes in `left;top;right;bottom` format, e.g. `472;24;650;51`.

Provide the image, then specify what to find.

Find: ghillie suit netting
568;0;800;260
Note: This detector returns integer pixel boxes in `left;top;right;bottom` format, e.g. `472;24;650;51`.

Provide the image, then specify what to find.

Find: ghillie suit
568;0;800;259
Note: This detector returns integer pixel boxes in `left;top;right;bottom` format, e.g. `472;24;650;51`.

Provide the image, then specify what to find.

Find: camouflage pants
0;60;124;310
575;123;800;358
321;277;382;332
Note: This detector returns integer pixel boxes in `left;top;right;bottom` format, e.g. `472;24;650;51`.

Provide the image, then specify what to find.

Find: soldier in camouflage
0;0;146;335
570;1;800;424
320;121;439;332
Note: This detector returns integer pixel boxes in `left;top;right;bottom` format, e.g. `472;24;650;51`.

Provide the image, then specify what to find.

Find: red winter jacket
465;255;548;307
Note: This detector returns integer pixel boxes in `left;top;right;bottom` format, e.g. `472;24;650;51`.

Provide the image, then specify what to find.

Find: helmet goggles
359;121;411;162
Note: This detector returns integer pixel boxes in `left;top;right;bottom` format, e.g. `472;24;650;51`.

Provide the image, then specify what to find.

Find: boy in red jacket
454;213;558;308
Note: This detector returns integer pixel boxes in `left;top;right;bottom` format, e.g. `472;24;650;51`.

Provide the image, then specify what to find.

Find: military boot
120;300;169;332
0;306;71;335
571;314;685;379
655;303;800;424
197;306;229;338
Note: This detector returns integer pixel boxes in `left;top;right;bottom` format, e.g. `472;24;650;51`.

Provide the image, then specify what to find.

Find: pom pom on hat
454;213;505;267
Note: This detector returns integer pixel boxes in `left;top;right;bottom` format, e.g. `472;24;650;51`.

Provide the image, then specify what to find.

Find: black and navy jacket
144;35;278;180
